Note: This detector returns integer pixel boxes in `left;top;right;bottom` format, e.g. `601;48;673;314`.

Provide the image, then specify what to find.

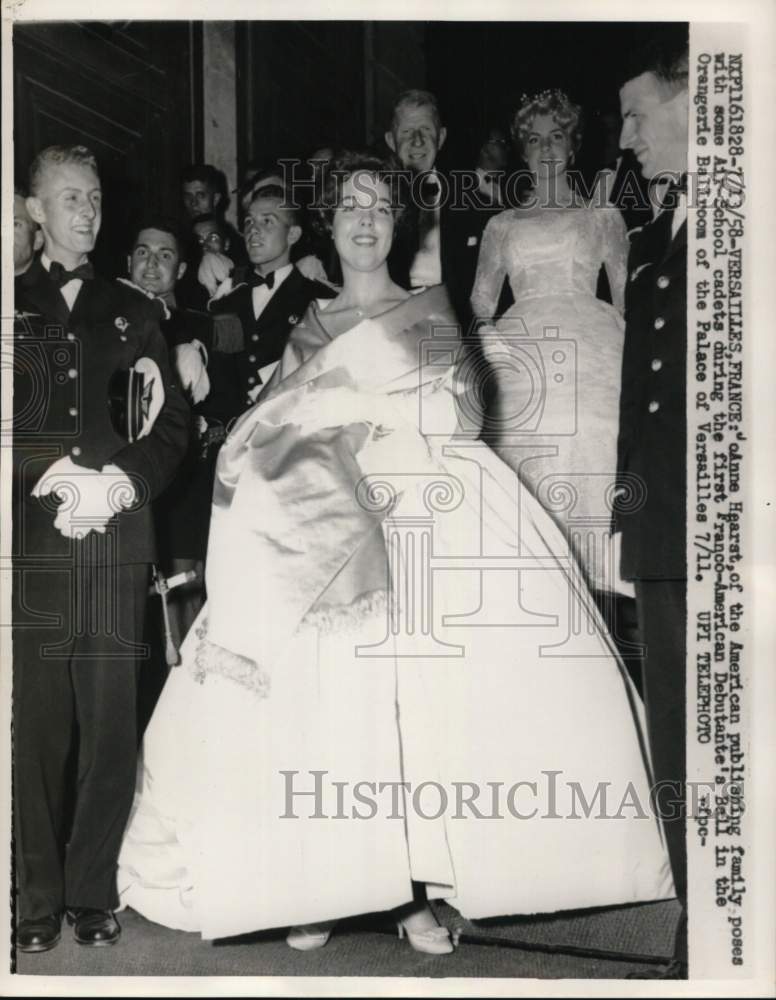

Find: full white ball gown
118;289;673;939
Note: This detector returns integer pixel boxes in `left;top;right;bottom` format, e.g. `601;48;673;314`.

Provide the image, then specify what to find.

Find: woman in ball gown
118;151;673;950
471;90;630;595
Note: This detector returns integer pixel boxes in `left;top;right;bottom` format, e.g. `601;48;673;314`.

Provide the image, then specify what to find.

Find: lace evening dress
471;204;629;591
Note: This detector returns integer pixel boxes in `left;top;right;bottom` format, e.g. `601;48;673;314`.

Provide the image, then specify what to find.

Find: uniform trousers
13;557;148;919
634;577;687;961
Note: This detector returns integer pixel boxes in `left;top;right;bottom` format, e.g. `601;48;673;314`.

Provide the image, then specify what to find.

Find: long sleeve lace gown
471;204;629;591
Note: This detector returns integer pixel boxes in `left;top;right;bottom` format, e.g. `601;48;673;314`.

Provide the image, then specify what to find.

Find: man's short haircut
29;145;99;196
622;32;689;94
180;163;219;190
191;212;226;231
240;164;285;203
247;184;301;227
130;215;185;258
390;89;443;133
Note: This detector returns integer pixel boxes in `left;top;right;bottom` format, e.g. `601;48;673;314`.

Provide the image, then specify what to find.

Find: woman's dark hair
312;149;408;239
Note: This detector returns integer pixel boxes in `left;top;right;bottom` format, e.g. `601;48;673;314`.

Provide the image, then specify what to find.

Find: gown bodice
471;204;628;319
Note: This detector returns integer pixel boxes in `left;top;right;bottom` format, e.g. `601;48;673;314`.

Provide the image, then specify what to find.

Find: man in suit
385;89;507;335
13;145;189;952
178;164;247;311
208;184;335;413
614;38;689;976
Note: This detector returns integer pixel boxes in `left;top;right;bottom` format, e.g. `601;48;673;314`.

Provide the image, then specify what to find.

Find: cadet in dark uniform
615;38;689;977
124;217;242;642
207;184;335;413
13;145;189;953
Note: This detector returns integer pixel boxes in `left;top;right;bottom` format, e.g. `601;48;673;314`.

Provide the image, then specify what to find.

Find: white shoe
286;921;335;951
397;919;454;955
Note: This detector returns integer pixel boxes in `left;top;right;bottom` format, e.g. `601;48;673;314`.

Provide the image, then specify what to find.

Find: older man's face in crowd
386;104;447;175
14;193;43;275
619;71;688;180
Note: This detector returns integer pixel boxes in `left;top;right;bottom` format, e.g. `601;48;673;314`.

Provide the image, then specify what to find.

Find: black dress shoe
17;913;62;953
66;908;121;946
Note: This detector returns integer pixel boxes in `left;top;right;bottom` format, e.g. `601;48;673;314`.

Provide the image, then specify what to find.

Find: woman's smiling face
522;114;572;176
332;172;395;274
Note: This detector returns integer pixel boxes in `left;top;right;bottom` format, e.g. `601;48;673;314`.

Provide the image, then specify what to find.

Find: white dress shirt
251;263;293;321
409;170;442;289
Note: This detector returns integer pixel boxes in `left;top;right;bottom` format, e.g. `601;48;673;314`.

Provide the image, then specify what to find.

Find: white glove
198;252;233;297
175;341;211;403
31;456;136;539
295;254;328;284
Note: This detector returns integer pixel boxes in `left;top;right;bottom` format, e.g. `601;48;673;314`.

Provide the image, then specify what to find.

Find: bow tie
246;270;275;290
48;260;95;287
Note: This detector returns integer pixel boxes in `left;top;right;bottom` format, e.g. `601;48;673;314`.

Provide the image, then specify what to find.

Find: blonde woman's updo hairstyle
511;89;584;159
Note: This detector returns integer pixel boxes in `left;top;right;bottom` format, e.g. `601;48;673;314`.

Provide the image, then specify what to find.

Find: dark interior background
13;19;688;276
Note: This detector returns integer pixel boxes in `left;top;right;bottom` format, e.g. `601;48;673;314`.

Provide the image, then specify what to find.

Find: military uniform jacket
13;257;190;565
207;265;335;416
615;207;687;581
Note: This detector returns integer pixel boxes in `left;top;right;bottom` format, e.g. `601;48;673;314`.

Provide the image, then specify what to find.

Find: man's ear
666;88;689;127
385;131;397;154
127;254;132;276
224;237;231;253
26;196;45;226
287;224;303;249
213;191;222;209
33;229;44;252
437;127;448;152
177;261;187;281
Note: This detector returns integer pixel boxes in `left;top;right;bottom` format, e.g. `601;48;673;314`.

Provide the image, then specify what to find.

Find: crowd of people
12;32;689;978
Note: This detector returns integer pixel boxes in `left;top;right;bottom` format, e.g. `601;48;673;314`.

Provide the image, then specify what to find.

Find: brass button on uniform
654;317;665;330
67;368;78;379
651;359;663;372
69;406;78;417
657;276;670;289
648;400;660;413
71;446;82;456
248;355;256;363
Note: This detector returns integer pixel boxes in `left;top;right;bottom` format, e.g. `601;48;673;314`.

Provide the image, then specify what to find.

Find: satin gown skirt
118;444;674;939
